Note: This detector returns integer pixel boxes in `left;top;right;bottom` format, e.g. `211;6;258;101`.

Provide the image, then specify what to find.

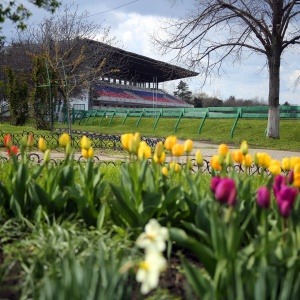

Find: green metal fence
66;106;300;138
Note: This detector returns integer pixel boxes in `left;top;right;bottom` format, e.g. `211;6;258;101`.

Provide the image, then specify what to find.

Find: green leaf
182;257;212;298
169;227;216;277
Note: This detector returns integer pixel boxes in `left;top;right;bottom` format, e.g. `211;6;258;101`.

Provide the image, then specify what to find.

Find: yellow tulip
162;166;169;177
269;160;281;175
218;144;229;157
183;139;193;153
281;157;290;171
81;148;89;159
294;163;300;173
290;157;300;169
232;150;243;164
88;147;94;158
128;132;140;154
138;144;151;160
210;155;222;171
242;154;253;168
255;152;271;169
169;161;180;173
293;172;300;188
153;151;166;164
164;136;177;151
195;149;203;166
38;137;47;152
240;140;249;155
80;135;91;150
172;144;184;156
59;133;70;147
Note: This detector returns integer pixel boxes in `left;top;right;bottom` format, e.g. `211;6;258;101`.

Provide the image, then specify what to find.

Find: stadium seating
93;83;193;108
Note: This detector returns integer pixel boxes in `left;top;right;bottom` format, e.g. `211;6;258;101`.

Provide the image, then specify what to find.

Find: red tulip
7;145;18;157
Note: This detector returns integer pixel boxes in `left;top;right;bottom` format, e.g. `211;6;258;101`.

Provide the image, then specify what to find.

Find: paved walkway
1;141;299;162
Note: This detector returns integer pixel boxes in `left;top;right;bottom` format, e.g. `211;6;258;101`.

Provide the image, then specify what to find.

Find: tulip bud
38;137;47;152
65;143;72;156
44;149;51;164
81;148;89;159
288;170;294;185
138;144;151;160
27;134;34;148
153;152;166;164
88;146;94;158
7;145;18;157
225;151;233;166
162;166;169;177
169;161;180;173
4;134;12;148
59;133;70;148
80;135;91;150
218;144;229;157
21;135;27;148
183;139;193;153
195;149;203;166
240;140;248;155
155;141;164;158
256;187;270;209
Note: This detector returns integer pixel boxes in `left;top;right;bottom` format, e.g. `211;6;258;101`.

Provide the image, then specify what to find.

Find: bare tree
4;4;125;133
154;0;300;139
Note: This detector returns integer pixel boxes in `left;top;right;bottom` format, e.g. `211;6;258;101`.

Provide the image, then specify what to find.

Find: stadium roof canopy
86;39;199;84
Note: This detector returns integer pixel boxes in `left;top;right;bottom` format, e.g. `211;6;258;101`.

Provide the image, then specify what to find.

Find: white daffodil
136;250;167;294
136;219;169;252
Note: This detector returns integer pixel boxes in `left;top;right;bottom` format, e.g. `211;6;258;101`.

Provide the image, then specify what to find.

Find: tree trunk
267;50;281;139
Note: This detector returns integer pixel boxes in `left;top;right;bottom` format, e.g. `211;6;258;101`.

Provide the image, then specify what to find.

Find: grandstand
77;39;198;109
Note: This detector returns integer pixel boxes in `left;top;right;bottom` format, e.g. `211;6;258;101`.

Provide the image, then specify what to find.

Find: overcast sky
3;0;300;104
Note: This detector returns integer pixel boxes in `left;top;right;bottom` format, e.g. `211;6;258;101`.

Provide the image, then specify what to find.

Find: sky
3;0;300;104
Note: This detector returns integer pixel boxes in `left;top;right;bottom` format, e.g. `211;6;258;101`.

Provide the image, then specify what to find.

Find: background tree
0;0;60;41
4;66;29;125
4;4;125;133
154;0;300;139
174;80;193;103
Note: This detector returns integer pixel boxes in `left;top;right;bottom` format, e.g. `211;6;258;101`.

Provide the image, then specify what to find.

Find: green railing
66;106;300;138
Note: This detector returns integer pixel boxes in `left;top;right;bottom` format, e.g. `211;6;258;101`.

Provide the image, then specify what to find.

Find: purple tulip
273;175;286;199
215;178;237;206
276;185;298;218
210;176;221;193
288;170;294;185
257;187;270;209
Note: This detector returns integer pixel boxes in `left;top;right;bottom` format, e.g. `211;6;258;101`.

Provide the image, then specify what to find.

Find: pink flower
215;178;237;206
256;187;270;209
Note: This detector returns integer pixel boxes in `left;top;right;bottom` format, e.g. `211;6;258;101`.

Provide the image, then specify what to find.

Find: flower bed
1;132;300;299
